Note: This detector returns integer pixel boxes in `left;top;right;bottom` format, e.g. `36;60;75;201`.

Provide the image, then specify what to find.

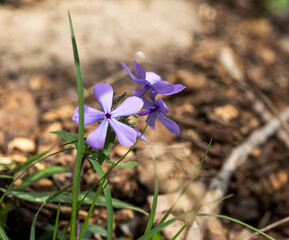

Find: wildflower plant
0;12;276;240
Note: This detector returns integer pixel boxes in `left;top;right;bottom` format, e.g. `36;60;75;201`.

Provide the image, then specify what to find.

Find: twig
195;106;289;237
244;216;289;240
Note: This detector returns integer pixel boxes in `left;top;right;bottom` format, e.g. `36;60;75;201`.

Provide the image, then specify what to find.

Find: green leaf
17;166;72;190
102;158;139;168
12;146;54;174
0;224;8;240
30;186;71;240
52;131;79;148
151;232;162;240
89;158;113;240
80;223;107;239
79;177;106;240
144;142;158;233
52;202;61;240
0;175;13;179
0;188;148;215
98;126;115;165
113;92;126;106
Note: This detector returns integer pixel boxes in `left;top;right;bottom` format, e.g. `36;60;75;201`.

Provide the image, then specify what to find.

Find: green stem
68;11;85;240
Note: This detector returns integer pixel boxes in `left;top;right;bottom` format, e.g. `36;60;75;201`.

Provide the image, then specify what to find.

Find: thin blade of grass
17;166;72;190
0;148;73;205
159;139;212;225
30;185;71;240
171;224;187;240
0;224;8;240
137;210;198;240
89;157;113;240
12;145;54;174
0;175;13;179
52;202;61;240
68;11;85;240
197;213;275;240
79;177;106;240
143;142;158;233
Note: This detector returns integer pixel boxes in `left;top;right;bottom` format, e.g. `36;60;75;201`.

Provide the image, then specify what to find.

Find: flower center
105;113;112;119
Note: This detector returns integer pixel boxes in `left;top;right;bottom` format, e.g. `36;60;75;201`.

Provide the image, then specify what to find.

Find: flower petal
143;98;155;109
93;83;113;113
162;84;186;95
149;90;158;102
86;119;109;149
156;99;169;114
151;81;174;94
111;96;144;117
72;106;104;126
109;118;137;146
145;72;162;85
158;113;180;135
121;62;144;85
133;60;146;80
145;111;158;130
135;129;148;143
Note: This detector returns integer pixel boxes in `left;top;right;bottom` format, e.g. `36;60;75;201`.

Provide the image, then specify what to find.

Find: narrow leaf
88;157;113;240
0;224;8;240
144;142;158;233
0;188;147;214
12;146;54;174
17;166;72;190
52;202;61;240
68;11;85;240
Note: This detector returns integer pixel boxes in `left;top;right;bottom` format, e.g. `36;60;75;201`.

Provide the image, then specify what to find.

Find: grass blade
52;202;61;240
0;148;73;205
0;175;13;179
68;11;85;240
159;139;212;224
79;177;106;240
88;157;113;240
30;185;71;240
12;145;54;174
171;224;187;240
17;166;72;190
137;210;198;240
0;224;9;240
143;142;158;233
197;213;275;240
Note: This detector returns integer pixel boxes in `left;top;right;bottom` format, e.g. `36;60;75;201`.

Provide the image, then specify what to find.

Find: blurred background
1;0;289;239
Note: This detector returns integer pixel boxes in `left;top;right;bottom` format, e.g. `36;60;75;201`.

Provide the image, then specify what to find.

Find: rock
0;156;12;165
0;90;38;146
219;47;244;82
32;178;57;192
213;104;239;123
41;105;75;122
8;137;36;153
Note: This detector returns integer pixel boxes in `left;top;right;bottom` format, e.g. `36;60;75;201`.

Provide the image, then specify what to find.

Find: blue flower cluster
72;60;185;150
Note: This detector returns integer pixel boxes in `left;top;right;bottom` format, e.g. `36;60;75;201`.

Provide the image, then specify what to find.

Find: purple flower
139;97;180;135
72;83;144;150
121;60;185;98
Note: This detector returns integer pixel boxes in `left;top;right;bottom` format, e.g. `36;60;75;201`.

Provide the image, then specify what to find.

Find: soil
1;0;289;239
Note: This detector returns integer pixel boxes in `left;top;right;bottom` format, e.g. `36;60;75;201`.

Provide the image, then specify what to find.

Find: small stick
244;216;289;240
194;106;289;238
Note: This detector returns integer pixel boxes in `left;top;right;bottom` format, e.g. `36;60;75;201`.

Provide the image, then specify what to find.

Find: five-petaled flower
72;83;143;150
139;96;180;135
121;60;185;98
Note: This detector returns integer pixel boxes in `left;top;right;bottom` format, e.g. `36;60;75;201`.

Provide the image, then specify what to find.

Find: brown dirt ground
1;0;289;239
